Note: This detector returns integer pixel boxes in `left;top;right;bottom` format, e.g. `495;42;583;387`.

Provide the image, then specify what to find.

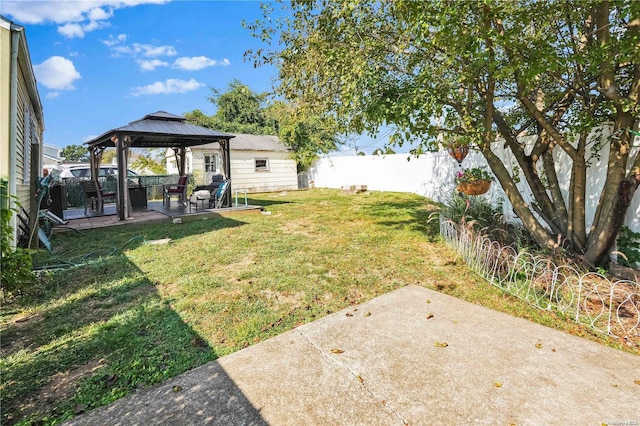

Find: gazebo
84;111;234;221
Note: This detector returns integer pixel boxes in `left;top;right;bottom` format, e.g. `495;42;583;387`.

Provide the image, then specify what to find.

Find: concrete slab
66;285;640;425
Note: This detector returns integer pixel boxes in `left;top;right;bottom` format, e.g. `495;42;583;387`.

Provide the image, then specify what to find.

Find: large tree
185;80;342;169
60;144;89;162
265;101;341;169
248;0;640;268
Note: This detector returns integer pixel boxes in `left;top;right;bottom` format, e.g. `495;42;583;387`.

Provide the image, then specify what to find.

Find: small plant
1;180;36;296
454;166;493;185
616;226;640;268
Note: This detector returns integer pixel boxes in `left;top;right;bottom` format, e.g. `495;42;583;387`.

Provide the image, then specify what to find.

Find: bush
439;193;537;251
1;180;36;296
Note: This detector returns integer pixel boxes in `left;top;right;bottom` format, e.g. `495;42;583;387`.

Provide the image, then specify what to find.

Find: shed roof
85;111;234;148
189;133;292;153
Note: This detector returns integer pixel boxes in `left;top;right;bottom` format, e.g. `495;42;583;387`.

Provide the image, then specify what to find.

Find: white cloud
131;78;204;96
57;23;84;38
172;56;230;71
88;7;113;21
2;1;169;24
111;43;176;58
46;92;60;99
103;33;127;47
58;20;110;38
3;1;168;38
138;59;169;71
33;56;81;90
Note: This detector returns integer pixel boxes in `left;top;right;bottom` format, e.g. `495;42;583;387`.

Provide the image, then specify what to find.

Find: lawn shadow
367;198;442;241
1;228;266;425
65;360;268;425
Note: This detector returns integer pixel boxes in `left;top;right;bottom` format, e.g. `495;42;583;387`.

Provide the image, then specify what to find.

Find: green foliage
131;150;166;175
247;0;640;267
267;101;342;168
440;194;537;251
454;167;493;185
60;144;90;162
0;180;36;296
373;147;396;155
185;82;343;169
185;80;277;135
616;226;640;268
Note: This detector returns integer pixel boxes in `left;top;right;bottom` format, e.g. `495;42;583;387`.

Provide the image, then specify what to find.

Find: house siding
1;17;44;246
167;135;299;193
229;151;298;193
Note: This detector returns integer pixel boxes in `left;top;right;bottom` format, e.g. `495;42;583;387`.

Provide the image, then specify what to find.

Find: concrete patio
65;285;640;425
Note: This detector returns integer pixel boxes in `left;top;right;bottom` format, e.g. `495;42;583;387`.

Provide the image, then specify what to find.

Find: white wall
310;138;640;235
230;151;298;193
169;149;299;193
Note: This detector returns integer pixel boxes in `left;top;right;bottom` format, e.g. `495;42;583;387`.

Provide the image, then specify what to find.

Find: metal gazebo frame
84;111;235;221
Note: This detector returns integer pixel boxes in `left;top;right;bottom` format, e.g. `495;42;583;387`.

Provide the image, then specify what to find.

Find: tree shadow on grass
366;198;443;241
1;228;267;425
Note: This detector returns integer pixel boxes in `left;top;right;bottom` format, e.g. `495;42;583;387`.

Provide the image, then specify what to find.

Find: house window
204;153;219;173
255;158;269;171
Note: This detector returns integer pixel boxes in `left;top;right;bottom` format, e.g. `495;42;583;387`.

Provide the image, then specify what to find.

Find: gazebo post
179;147;186;177
89;147;104;179
115;133;130;221
221;139;232;207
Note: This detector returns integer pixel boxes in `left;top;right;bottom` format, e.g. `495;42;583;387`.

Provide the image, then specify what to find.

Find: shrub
1;180;36;296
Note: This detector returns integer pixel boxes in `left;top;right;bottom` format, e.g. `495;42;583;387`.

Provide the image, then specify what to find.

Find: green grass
1;189;633;425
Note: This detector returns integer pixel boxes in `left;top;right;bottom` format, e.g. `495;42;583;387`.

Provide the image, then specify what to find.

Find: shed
166;134;298;193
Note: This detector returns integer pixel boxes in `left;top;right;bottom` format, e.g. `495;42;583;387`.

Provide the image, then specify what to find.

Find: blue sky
2;0;392;154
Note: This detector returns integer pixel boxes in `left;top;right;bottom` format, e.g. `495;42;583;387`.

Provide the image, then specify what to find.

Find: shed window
255;158;269;171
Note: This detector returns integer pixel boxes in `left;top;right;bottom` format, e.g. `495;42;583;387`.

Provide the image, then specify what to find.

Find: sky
2;0;393;155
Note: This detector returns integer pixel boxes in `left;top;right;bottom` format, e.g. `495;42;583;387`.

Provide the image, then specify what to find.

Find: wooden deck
54;200;263;232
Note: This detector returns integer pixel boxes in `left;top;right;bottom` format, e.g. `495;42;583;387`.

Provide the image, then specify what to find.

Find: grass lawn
0;189;633;425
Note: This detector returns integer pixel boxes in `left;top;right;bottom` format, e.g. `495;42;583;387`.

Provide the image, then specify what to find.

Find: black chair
79;179;116;215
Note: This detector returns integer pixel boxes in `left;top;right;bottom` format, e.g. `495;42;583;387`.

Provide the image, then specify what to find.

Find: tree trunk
583;115;637;266
482;145;557;251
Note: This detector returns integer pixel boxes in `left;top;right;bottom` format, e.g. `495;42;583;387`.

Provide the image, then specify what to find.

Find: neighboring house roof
43;144;60;162
85;111;234;148
184;133;292;153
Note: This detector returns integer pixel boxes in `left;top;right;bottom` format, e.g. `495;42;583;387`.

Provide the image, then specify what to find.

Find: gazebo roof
85;111;234;148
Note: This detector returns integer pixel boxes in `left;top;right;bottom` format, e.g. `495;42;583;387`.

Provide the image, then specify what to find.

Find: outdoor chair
210;180;230;209
163;175;188;208
79;179;116;215
188;189;211;212
209;174;224;191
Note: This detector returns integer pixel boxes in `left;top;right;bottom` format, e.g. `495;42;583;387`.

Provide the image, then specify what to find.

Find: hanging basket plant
455;167;493;195
456;179;491;195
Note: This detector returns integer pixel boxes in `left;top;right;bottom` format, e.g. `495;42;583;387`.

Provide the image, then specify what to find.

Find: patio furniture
188;189;211;212
79;179;116;215
234;190;248;207
163;175;188;207
210;180;230;209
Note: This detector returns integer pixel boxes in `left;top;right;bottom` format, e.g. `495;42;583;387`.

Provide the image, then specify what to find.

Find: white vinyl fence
309;129;640;236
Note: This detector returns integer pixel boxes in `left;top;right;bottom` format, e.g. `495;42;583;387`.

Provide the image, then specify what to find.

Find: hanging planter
454;167;493;195
456;179;491;195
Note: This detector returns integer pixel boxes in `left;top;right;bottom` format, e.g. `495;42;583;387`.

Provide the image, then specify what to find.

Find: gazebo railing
62;175;183;208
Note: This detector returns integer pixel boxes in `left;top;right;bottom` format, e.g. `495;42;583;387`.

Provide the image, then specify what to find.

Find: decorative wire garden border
440;218;640;344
